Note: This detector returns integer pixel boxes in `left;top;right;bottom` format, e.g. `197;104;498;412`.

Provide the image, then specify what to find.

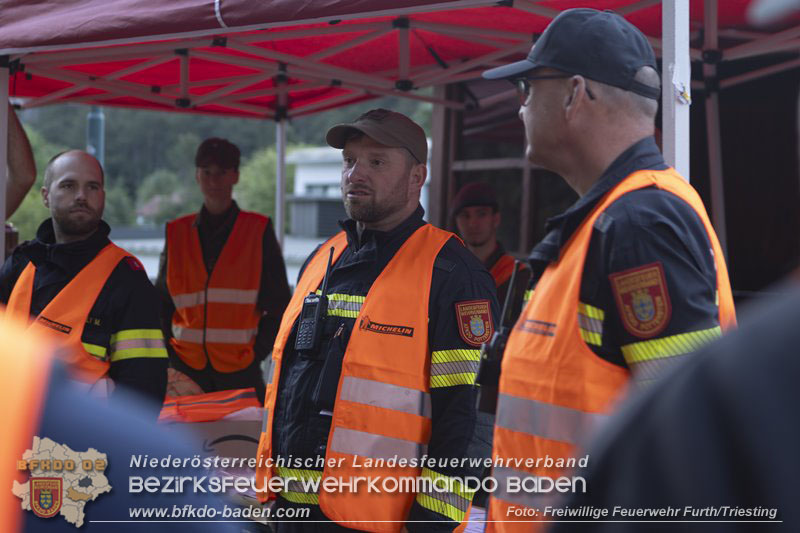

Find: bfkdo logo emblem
31;478;63;519
455;300;494;346
610;262;671;338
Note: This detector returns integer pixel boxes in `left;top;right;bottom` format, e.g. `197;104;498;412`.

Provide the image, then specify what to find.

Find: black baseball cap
195;138;241;170
450;182;499;219
483;8;660;100
326;108;428;164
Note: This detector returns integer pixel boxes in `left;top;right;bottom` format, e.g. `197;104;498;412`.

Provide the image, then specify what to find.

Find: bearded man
255;109;499;532
0;150;167;415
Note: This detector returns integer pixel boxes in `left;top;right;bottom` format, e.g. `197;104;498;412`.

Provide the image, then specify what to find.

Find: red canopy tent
1;0;798;259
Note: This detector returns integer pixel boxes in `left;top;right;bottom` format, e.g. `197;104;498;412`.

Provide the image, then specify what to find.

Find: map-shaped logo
13;437;111;528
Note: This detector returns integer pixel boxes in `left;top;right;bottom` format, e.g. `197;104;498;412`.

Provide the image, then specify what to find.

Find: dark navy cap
483;8;660;100
450;182;499;219
195;137;241;170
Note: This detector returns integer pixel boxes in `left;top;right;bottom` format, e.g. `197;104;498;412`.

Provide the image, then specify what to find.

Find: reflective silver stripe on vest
430;360;480;377
577;313;602;334
496;393;608;445
172;290;205;309
111;338;164;351
328;298;363;315
172;326;257;344
172;288;258;309
492;466;555;509
329;427;426;460
207;288;258;305
260;407;270;433
340;376;432;418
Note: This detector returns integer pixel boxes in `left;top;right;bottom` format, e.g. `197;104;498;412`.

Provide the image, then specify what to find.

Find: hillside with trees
10;95;430;241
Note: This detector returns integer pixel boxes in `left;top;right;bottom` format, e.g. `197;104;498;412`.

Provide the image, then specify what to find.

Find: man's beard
54;208;102;237
464;234;492;248
344;186;408;224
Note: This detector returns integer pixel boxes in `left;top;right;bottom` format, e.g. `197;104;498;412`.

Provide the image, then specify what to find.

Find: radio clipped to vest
475;260;531;413
295;247;335;358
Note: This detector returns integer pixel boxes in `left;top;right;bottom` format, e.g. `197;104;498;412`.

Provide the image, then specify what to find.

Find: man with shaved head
0;150;168;415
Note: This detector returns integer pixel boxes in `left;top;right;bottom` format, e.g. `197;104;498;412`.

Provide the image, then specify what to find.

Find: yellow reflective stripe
416;493;466;523
110;347;168;361
431;373;476;388
328;293;365;303
275;467;322;483
430;349;480;388
420;467;476;502
110;329;164;343
110;329;167;361
82;343;107;360
621;326;722;364
314;290;365;303
523;289;534;303
276;467;321;505
431;349;480;364
279;491;319;505
579;328;602;346
577;302;605;320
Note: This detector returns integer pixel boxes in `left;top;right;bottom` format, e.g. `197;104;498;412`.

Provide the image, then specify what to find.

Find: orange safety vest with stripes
257;224;472;532
489;253;517;288
166;211;268;373
159;388;261;423
0;311;56;533
5;243;131;384
487;169;737;531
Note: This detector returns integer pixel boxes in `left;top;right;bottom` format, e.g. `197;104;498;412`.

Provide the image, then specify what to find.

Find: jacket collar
529;136;667;266
22;218;112;275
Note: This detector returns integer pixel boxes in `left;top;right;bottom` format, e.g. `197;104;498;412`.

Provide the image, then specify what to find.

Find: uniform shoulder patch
609;262;671;338
455;299;494;346
124;256;144;271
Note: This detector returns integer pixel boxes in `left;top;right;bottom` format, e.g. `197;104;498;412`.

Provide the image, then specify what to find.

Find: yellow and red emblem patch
455;299;494;346
31;477;62;519
609;262;671;338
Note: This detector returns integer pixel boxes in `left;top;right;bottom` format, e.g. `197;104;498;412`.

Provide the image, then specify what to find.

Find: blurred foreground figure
0;314;239;533
552;285;800;532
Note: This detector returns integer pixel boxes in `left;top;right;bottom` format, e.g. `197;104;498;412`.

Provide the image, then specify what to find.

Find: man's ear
41;186;49;208
564;75;587;120
410;163;427;192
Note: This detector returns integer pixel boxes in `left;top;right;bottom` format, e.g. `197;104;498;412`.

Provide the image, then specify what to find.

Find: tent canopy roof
2;0;799;119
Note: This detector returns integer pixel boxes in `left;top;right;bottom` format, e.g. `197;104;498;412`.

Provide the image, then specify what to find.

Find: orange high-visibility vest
489;253;517;288
159;388;261;423
166;211;268;373
0;312;55;533
5;243;130;383
488;169;737;531
256;225;465;532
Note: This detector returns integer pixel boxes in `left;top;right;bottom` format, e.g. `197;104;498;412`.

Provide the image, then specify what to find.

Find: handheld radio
475;260;531;413
294;247;335;355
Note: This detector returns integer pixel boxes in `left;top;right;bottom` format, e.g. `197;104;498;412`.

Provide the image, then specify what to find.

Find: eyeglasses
516;74;596;106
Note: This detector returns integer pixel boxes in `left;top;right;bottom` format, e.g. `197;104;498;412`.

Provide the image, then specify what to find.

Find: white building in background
113;143;430;286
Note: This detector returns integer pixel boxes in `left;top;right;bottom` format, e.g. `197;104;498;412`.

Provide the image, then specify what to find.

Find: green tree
104;179;135;226
136;168;202;225
235;147;295;228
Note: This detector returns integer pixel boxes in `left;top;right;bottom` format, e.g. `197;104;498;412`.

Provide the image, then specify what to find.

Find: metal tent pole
661;0;692;180
704;0;728;258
